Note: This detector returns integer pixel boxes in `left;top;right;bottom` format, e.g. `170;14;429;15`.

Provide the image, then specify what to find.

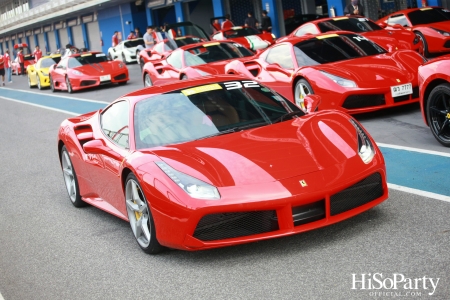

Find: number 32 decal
224;81;260;90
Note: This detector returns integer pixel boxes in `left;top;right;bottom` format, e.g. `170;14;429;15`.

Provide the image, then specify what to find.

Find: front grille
80;80;96;86
342;95;386;109
292;200;325;226
193;210;278;241
330;172;384;216
130;55;137;59
393;94;410;103
114;73;127;80
444;40;450;48
99;80;112;85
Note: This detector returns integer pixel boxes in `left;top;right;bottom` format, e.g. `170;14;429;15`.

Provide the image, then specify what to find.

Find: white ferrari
107;38;144;63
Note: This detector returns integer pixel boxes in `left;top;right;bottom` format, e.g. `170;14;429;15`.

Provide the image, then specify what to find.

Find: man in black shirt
260;10;272;32
344;0;364;16
245;12;257;29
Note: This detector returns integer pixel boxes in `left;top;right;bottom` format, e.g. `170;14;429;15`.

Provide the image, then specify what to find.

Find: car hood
75;62;124;74
362;30;414;50
150;112;362;187
315;51;422;87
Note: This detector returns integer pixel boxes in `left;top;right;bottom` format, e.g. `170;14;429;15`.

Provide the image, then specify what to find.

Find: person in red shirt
33;46;42;63
212;19;221;32
221;14;234;30
0;52;5;86
112;31;119;47
17;48;25;75
127;31;136;40
4;49;11;83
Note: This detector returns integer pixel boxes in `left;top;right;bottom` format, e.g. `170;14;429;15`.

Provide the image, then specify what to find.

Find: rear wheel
416;31;429;57
144;73;153;87
125;173;164;254
66;76;73;93
294;79;314;110
427;83;450;147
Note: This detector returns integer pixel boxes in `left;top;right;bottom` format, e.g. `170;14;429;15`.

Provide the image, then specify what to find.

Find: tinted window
184;43;254;66
317;18;382;33
134;80;302;149
41;57;61;68
387;14;410;27
223;27;260;38
294;34;386;64
68;53;109;68
123;39;145;48
174;37;202;47
166;50;183;69
101;101;129;148
266;45;294;69
407;8;450;25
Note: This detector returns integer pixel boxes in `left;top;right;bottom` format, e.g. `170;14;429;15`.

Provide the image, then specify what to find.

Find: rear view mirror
303;95;321;113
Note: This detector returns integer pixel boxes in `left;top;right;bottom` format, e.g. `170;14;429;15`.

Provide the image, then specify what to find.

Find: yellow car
27;54;61;90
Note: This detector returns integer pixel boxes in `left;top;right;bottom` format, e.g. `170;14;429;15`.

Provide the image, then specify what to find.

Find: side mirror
303;95;321;114
83;139;122;161
378;22;387;29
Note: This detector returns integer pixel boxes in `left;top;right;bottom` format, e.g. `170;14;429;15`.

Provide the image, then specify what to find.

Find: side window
101;101;129;148
57;58;68;69
265;45;294;69
294;24;319;36
388;14;409;27
67;58;81;69
166;50;183;69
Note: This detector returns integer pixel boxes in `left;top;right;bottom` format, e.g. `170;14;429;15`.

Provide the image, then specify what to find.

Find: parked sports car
49;52;129;93
278;16;422;53
225;32;425;114
418;55;450;146
211;26;275;50
137;22;210;68
142;41;255;87
27;54;62;89
57;75;388;253
377;7;450;56
108;38;144;63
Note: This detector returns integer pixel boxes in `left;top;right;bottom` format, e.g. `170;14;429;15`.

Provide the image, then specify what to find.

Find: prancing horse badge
300;180;308;187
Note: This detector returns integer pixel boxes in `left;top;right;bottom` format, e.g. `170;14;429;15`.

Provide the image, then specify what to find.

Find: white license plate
100;75;111;82
391;83;412;97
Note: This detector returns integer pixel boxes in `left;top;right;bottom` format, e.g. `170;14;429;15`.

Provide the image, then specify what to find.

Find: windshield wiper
272;111;304;123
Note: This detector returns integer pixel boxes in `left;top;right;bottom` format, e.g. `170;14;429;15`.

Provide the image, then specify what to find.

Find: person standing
134;27;142;38
17;48;25;75
0;52;5;86
33;46;42;63
261;10;272;32
344;0;364;16
245;12;258;29
127;31;136;40
143;26;155;49
4;49;11;84
221;14;234;30
112;31;119;47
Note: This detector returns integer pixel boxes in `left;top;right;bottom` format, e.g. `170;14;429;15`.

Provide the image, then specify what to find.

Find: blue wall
97;3;133;53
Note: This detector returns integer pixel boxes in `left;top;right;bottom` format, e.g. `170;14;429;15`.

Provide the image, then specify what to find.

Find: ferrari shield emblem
300;180;308;187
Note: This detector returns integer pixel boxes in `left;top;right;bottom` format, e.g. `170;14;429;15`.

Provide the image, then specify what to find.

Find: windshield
224;27;260;38
69;53;109;67
317;18;382;33
134;80;302;149
41;57;61;68
184;43;254;66
294;34;386;65
166;23;209;41
407;8;450;25
124;39;144;48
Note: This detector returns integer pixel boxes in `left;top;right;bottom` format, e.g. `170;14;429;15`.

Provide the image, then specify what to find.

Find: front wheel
125;173;164;254
50;75;56;93
426;83;450;147
294;79;314;110
60;145;86;207
66;77;73;93
28;75;33;88
415;31;429;57
37;74;43;90
144;73;153;87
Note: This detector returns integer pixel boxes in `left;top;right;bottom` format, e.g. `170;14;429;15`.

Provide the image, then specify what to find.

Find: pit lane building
0;0;448;56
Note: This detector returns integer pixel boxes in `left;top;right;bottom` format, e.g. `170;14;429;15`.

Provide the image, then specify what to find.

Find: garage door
59;28;69;49
87;21;101;51
47;31;56;53
72;25;84;49
37;33;45;52
28;35;36;51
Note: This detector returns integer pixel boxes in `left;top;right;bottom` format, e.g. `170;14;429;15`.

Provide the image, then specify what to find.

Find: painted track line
388;183;450;203
377;142;450;158
1;96;78;116
0;87;109;104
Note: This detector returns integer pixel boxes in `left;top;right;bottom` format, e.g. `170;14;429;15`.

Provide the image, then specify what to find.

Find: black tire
125;173;164;254
28;75;33;88
139;58;145;71
60;145;86;207
37;74;43;90
416;31;429;58
66;76;73;94
108;53;113;60
144;73;153;87
426;83;450;147
294;78;314;109
122;53;128;64
50;75;57;93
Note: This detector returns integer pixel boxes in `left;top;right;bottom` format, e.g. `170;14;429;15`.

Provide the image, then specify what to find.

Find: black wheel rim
429;91;450;143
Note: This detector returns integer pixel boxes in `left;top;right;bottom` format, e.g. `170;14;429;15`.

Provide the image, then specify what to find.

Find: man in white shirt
143;26;155;49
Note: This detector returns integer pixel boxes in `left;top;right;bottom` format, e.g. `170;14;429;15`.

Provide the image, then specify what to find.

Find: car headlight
432;27;450;36
72;70;83;75
155;161;220;200
320;71;357;88
41;70;48;76
196;69;212;76
349;119;375;164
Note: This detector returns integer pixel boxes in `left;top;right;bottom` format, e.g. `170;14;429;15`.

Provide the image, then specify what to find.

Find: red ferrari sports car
49;51;129;93
225;32;425;114
142;41;255;87
278;16;422;53
377;7;450;57
137;22;210;69
211;26;275;50
58;75;388;253
418;55;450;147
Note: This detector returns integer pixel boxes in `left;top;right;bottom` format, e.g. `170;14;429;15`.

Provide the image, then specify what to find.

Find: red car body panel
57;75;388;251
49;52;129;92
211;26;275;50
225;33;424;114
277;16;422;53
377;7;450;55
